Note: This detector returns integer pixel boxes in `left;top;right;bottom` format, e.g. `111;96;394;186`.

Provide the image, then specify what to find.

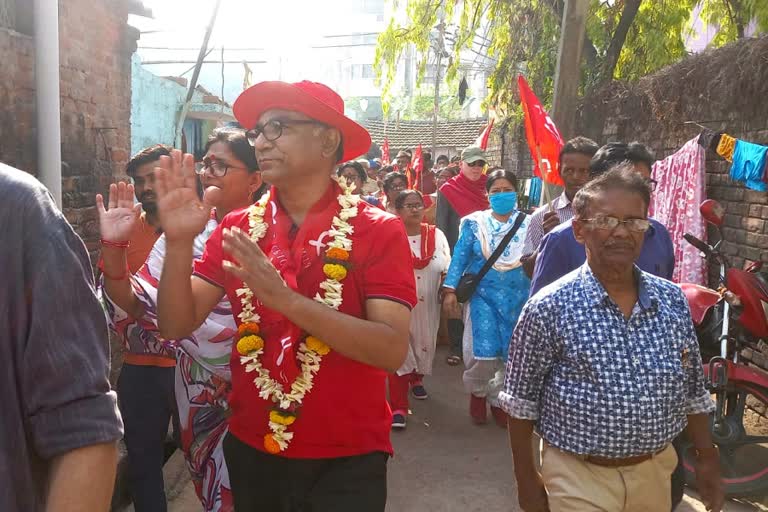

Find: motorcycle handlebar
684;233;713;257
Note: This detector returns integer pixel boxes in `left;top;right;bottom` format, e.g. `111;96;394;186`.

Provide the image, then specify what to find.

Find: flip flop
446;355;461;366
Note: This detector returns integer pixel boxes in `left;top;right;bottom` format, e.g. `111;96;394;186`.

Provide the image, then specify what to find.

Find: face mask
489;191;518;215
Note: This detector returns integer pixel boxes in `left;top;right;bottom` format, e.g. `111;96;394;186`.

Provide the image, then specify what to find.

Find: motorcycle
679;199;768;497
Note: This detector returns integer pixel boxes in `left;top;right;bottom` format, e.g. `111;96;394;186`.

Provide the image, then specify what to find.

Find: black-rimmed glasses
195;157;247;177
246;119;321;146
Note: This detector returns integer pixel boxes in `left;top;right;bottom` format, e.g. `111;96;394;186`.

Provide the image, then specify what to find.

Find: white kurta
397;228;451;376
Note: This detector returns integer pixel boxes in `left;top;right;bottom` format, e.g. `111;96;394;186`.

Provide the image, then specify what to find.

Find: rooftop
363;118;489;149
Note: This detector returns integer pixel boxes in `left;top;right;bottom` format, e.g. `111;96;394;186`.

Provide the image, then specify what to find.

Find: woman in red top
153;81;416;512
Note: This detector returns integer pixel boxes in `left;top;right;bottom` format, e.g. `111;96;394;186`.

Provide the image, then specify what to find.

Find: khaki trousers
541;443;678;512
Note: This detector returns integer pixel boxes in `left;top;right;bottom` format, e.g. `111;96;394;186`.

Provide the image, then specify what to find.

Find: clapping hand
221;227;292;310
96;182;142;243
154;149;211;243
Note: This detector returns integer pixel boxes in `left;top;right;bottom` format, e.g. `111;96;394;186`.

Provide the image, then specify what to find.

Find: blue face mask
489;191;518;215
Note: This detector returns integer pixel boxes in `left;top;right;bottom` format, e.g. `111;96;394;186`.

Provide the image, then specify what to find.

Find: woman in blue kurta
442;169;530;427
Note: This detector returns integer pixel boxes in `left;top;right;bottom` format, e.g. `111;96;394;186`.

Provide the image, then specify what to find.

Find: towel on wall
730;140;768;192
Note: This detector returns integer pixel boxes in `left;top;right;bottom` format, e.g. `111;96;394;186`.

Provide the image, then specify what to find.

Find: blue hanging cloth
730;140;768;192
528;177;542;207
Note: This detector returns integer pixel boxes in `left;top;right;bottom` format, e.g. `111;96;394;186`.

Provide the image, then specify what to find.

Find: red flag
518;75;564;186
475;118;495;150
381;138;390;165
412;144;423;191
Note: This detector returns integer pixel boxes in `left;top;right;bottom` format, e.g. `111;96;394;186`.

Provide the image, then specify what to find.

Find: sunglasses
467;160;487;168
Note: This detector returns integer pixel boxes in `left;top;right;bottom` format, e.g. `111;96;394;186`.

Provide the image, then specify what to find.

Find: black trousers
117;363;179;512
223;432;388;512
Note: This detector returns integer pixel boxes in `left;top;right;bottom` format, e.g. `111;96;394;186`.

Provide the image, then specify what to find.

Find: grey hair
572;163;652;218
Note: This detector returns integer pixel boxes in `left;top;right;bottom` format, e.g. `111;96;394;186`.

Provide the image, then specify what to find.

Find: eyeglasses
195;157;247;177
246;119;321;146
401;203;424;210
467;160;487;168
581;216;651;233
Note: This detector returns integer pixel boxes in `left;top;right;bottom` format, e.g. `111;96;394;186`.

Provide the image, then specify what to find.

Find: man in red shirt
153;81;416;511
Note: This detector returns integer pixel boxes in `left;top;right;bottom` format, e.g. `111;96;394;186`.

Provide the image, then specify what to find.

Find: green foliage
376;0;766;117
699;0;768;46
401;90;465;120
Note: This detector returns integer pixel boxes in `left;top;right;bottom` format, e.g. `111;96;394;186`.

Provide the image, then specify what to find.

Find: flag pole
535;145;553;211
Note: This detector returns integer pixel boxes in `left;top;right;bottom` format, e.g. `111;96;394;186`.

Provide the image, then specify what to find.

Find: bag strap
474;212;526;282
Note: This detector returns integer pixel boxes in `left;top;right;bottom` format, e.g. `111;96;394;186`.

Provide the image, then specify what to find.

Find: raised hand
96;181;142;243
155;149;211;243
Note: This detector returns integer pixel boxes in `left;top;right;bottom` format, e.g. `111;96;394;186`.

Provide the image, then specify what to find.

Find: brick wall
0;28;35;173
572;35;768;273
0;0;138;259
497;35;768;273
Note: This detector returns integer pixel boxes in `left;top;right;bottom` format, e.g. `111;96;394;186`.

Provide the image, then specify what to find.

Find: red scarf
439;173;488;217
412;223;437;270
258;183;342;386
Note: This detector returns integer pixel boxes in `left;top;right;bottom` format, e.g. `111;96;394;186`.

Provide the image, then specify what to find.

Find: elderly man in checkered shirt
500;166;724;512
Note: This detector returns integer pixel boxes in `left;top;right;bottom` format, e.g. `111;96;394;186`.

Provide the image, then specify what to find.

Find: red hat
233;81;372;162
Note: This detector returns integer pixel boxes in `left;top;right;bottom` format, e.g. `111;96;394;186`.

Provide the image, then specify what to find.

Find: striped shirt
522;192;573;256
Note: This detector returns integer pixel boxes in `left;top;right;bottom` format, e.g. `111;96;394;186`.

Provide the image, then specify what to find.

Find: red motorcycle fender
703;360;768;390
680;283;721;325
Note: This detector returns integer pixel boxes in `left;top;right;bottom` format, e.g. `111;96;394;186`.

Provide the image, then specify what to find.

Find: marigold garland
326;247;350;261
323;263;348;281
235;178;359;453
305;336;331;356
236;335;264;356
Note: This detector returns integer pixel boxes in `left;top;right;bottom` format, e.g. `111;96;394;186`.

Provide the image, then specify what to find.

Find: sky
130;0;372;103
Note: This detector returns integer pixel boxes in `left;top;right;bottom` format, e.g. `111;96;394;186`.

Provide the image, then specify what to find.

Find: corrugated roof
363;118;489;149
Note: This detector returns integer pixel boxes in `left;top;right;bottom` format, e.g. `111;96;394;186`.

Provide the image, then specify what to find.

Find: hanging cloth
650;138;707;285
730;140;768;192
716;133;737;162
528;177;542;208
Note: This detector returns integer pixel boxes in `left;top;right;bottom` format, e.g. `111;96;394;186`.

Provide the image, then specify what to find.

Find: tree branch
600;0;642;83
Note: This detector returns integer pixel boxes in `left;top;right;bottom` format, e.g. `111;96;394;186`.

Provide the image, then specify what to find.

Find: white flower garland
236;179;359;452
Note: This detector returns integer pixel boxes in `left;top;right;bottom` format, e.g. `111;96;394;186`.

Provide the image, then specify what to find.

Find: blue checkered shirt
500;264;714;458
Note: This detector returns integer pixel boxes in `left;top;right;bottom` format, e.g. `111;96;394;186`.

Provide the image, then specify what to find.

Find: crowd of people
1;78;725;512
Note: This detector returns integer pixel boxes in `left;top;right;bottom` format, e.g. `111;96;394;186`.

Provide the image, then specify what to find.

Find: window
350;64;375;80
0;0;17;31
363;0;385;15
0;0;32;35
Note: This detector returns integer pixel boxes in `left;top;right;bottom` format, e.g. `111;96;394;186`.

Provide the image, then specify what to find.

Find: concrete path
164;346;759;511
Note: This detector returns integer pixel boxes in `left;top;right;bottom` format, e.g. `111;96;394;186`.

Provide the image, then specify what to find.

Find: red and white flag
475;118;494;150
518;75;564;186
412;144;423;191
381;138;391;165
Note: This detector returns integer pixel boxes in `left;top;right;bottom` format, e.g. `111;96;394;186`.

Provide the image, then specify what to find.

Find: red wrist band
98;256;130;281
101;238;130;249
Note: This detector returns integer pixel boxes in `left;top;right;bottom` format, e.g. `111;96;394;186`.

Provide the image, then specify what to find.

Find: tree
375;0;766;116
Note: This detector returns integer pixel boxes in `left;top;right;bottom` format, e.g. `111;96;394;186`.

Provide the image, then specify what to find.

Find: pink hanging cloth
650;138;707;285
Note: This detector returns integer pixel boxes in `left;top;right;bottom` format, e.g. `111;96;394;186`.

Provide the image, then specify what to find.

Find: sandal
446;355;461;366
